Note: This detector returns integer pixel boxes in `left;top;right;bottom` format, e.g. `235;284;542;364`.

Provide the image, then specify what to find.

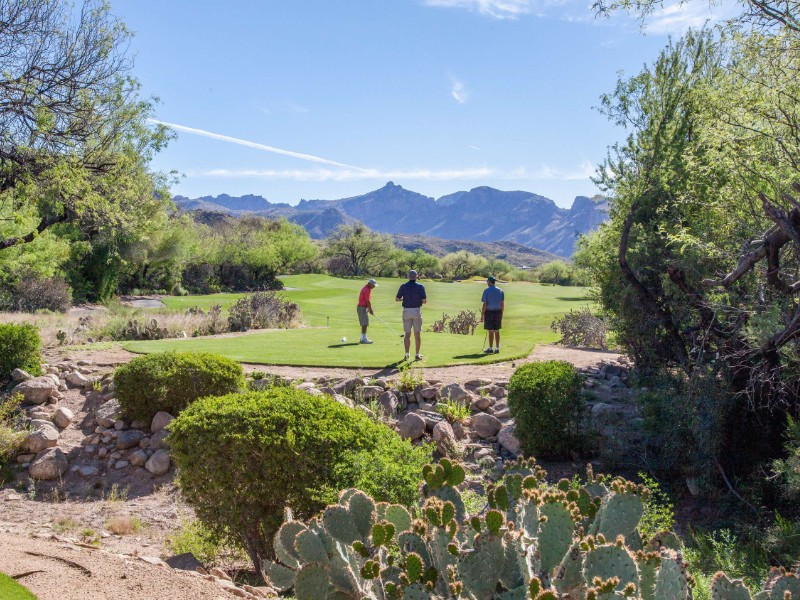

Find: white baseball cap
367;279;378;286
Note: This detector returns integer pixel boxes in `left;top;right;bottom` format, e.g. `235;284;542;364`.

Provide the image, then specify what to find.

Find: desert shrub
637;472;676;540
772;414;800;501
0;323;42;382
168;388;431;569
119;318;170;340
114;352;245;421
227;290;301;332
437;399;470;423
449;309;479;335
551;307;608;349
507;360;584;458
12;277;73;313
0;394;25;483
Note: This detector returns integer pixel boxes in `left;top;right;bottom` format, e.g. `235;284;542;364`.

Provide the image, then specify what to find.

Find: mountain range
172;182;609;257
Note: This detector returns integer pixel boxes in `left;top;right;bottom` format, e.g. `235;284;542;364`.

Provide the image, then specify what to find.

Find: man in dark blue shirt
480;276;504;353
396;270;427;361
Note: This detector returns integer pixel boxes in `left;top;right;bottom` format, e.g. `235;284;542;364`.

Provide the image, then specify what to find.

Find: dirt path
0;532;239;600
48;343;624;383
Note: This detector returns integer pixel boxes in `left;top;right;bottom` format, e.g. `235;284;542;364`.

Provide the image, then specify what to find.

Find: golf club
373;313;404;337
483;331;488;351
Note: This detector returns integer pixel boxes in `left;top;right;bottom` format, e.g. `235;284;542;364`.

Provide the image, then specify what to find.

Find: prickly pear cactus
260;459;790;600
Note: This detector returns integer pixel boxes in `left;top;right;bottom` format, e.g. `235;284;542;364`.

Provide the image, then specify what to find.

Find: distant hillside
390;234;562;268
172;182;609;257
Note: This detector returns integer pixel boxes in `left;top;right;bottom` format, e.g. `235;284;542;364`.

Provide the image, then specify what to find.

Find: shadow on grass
452;353;489;359
327;342;360;348
556;296;590;302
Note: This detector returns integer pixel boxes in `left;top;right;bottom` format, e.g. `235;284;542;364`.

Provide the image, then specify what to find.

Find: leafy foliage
507;360;584;458
168;388;431;568
227;291;302;332
551;307;608;349
0;323;42;382
11;276;72;313
0;393;25;484
113;351;245;421
325;224;396;277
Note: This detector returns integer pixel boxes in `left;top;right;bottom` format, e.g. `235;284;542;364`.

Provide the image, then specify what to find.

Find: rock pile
11;362;173;482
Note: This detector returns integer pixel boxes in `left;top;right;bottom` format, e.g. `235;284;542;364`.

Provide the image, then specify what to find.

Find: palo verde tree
577;23;800;494
0;0;172;298
324;223;396;277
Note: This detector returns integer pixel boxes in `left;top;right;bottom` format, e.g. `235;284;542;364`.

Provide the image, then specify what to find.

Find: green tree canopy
0;0;172;252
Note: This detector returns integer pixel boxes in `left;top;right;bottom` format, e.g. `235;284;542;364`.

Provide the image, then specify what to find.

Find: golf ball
341;337;347;342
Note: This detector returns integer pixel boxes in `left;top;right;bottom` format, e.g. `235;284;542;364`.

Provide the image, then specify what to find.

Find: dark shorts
484;310;502;330
357;306;369;326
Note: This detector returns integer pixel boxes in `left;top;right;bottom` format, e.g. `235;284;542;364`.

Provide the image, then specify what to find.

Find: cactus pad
583;544;639;593
711;572;753;600
322;505;361;544
539;501;575;575
262;559;297;591
295;563;331;600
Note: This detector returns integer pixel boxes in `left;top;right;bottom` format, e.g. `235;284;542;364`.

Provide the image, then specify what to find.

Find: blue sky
112;0;733;208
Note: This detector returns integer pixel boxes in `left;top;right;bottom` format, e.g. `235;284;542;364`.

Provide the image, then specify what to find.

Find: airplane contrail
149;119;370;171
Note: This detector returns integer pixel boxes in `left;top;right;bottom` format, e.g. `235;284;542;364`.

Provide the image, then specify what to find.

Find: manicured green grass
0;573;37;599
125;274;590;368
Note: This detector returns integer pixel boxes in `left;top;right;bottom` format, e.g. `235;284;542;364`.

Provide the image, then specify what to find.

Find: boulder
419;386;439;400
29;448;68;480
397;413;426;441
333;394;353;408
432;421;457;456
66;371;89;387
470;413;502;439
95;399;122;428
452;422;467;441
11;377;57;405
498;424;521;455
464;378;492;388
145;449;171;475
150;411;175;433
471;396;492;411
332;377;363;396
52;407;74;429
129;449;148;467
148;429;169;451
439;383;469;403
377;391;398;418
357;385;383;400
10;368;32;382
24;421;60;453
116;429;146;450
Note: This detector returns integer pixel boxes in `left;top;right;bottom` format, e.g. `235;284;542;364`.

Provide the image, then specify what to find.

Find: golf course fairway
124;274;591;368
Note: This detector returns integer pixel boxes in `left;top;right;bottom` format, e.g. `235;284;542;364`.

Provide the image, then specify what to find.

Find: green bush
0;323;42;382
168;388;431;570
114;352;245;421
507;360;584;458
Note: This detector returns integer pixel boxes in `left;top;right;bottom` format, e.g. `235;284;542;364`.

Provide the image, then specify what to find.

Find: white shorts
403;307;423;333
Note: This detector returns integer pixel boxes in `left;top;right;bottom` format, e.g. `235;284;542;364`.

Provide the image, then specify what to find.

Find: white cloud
191;161;596;183
148;119;367;171
423;0;540;18
450;76;470;103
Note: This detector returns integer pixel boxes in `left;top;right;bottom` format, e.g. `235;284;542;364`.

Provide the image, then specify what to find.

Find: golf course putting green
124;274;591;368
0;573;37;599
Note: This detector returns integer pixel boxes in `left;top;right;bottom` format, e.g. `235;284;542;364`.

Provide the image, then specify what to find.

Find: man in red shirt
357;279;378;344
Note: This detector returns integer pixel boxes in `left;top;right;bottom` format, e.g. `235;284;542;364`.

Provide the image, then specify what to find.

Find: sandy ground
0;532;241;600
